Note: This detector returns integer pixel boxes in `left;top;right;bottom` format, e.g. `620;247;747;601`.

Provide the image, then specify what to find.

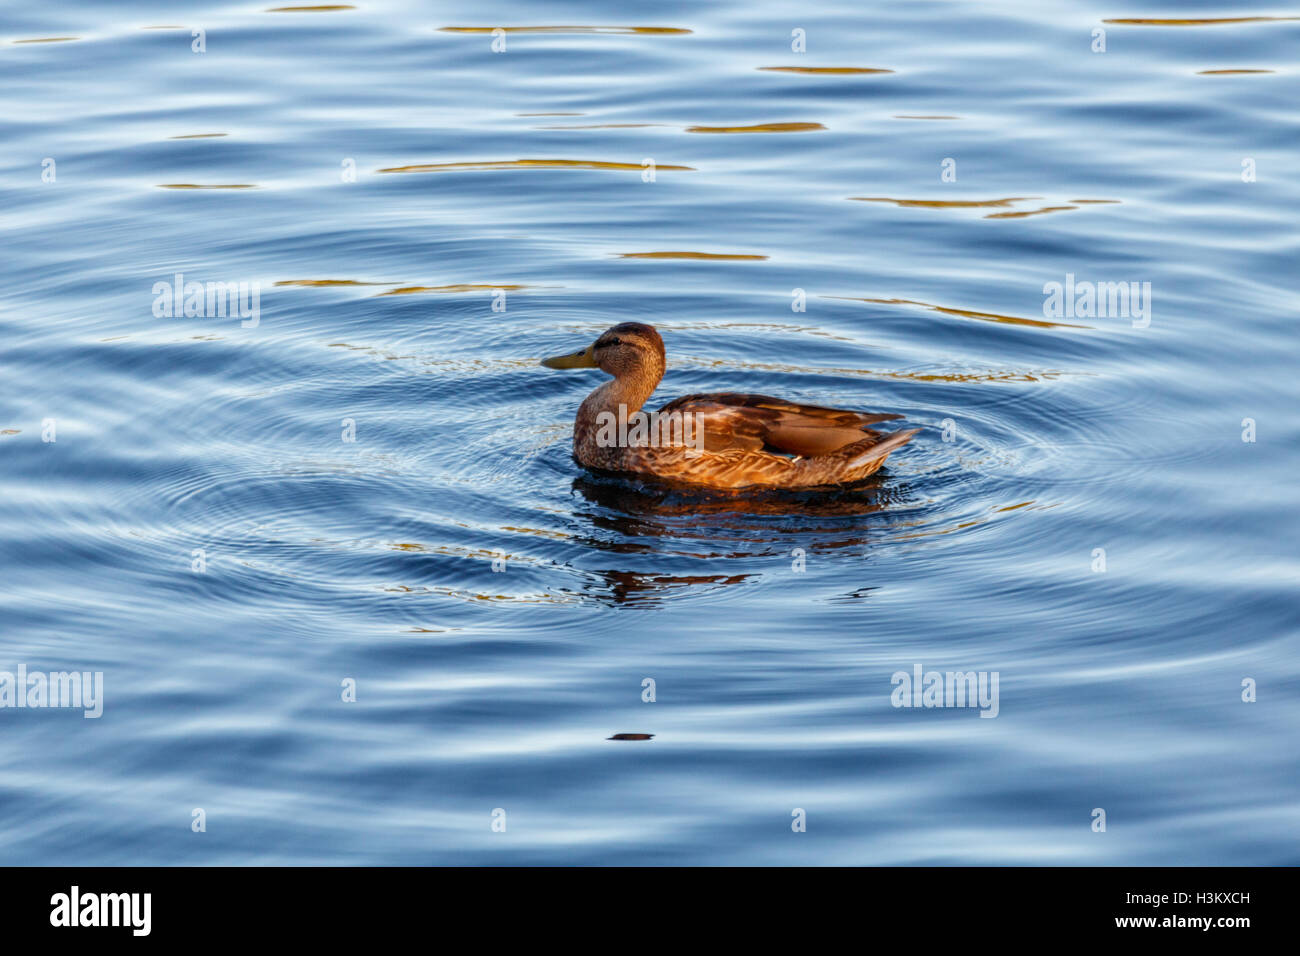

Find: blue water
1;1;1297;865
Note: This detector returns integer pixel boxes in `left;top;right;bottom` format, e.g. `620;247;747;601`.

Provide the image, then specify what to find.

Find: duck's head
541;322;665;378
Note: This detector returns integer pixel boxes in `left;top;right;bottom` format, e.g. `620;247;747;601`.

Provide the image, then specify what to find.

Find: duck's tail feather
847;427;921;470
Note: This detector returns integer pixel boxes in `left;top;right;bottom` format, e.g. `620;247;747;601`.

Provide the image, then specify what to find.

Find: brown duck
541;322;919;490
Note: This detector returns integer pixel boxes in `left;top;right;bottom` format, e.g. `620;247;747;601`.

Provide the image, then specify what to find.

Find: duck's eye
607;337;621;346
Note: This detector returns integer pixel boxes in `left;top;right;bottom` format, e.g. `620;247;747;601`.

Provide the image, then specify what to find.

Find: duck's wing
656;392;903;457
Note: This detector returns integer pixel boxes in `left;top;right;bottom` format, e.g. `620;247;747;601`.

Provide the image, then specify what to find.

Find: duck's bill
541;343;597;369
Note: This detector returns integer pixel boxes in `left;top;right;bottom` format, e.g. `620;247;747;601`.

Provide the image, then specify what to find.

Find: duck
541;322;919;490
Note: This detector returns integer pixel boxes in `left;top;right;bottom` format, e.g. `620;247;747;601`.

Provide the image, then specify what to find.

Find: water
1;0;1297;865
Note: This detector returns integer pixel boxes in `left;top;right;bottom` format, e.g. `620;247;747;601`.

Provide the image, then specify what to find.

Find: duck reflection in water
567;472;915;606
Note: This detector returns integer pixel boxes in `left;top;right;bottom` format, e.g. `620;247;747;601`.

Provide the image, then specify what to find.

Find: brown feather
657;392;903;456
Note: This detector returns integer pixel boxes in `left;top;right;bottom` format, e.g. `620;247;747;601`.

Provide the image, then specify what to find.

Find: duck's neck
576;361;664;431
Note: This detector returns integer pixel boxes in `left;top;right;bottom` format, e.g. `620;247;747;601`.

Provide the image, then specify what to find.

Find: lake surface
1;0;1297;865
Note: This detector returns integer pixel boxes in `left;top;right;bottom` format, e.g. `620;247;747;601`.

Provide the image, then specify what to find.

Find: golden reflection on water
157;183;257;189
985;204;1078;219
851;196;1039;208
852;195;1119;219
13;37;79;43
686;122;825;133
825;295;1091;330
439;25;693;35
266;5;356;11
377;158;694;173
1102;16;1300;26
1196;69;1276;74
169;133;228;139
277;279;545;297
276;279;386;287
758;66;893;74
618;251;768;261
378;284;533;295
